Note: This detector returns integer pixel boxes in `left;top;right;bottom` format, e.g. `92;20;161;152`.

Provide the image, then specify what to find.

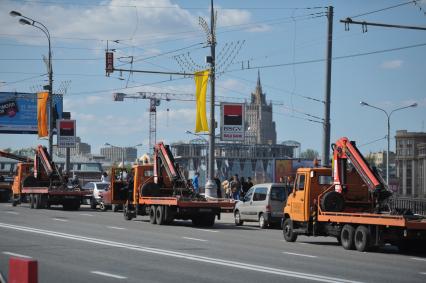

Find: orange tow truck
282;137;426;252
117;142;234;226
0;150;33;203
13;145;90;210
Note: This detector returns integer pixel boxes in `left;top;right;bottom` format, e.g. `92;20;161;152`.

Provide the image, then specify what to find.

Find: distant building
100;146;137;163
245;71;277;145
395;130;426;198
53;137;91;157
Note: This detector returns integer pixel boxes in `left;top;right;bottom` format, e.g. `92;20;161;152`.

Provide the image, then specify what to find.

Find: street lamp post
360;101;417;184
10;11;54;157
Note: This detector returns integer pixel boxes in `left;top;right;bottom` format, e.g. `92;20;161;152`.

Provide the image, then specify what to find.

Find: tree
300;149;319;160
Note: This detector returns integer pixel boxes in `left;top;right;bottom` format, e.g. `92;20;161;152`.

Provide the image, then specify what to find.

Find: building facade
53;137;91;157
100;146;137;163
365;151;396;178
395;130;426;198
245;71;277;145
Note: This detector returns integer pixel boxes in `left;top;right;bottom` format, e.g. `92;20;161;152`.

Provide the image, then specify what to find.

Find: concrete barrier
8;257;38;283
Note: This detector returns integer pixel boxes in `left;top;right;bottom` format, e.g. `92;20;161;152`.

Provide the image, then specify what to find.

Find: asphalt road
0;203;425;283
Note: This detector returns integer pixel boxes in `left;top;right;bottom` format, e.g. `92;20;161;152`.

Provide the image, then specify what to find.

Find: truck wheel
149;205;157;224
35;194;42;209
90;198;97;209
259;213;268;229
341;224;355;250
283;218;297;242
321;191;345;212
156;205;164;225
100;202;108;211
203;214;215;227
30;194;35;209
354;225;372;252
123;203;134;221
234;211;243;226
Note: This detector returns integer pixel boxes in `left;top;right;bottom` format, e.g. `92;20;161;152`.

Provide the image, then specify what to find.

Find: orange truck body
116;158;234;226
283;167;426;252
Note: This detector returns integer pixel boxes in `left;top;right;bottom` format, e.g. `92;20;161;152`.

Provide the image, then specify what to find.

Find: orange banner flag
37;92;49;137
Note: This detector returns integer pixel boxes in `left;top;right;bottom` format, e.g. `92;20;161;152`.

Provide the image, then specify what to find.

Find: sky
0;0;425;157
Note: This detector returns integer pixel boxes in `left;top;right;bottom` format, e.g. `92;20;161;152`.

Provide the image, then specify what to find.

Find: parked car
81;182;110;209
234;183;290;228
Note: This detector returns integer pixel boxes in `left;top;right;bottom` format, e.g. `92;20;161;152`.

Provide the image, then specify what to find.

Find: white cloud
380;60;403;69
1;0;198;46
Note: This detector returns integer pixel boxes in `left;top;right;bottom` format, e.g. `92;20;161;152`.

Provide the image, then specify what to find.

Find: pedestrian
241;177;251;197
222;179;230;198
214;174;222;198
192;172;200;194
231;174;240;200
101;171;110;183
247;176;254;188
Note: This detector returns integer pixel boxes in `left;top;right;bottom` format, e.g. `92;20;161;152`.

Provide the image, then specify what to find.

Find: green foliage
300;149;319;160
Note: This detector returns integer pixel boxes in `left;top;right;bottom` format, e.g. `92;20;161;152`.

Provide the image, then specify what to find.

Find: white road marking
2;251;32;258
411;257;426;262
91;271;127;279
283;252;318;258
0;222;364;283
5;211;19;215
107;226;126;230
79;213;94;217
182;237;208;242
52;218;68;222
194;228;219;233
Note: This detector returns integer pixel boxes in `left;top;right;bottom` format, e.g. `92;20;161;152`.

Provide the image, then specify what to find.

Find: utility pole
205;0;217;197
322;6;333;167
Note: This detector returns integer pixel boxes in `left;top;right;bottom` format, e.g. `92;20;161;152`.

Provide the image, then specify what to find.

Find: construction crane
113;92;195;154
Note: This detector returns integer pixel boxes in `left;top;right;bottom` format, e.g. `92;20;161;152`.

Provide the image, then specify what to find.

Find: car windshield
96;183;110;190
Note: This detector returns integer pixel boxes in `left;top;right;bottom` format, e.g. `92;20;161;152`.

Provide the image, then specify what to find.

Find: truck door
290;173;307;221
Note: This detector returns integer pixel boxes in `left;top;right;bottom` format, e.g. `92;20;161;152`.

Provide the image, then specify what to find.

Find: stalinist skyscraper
245;71;277;145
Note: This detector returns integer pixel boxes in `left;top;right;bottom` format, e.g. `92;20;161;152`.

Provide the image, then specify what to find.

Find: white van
234;183;290;228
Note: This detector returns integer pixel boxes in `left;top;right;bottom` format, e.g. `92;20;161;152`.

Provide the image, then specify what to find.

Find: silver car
234;183;290;228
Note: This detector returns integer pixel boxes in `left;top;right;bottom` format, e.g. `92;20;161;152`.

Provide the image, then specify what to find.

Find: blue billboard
0;92;63;134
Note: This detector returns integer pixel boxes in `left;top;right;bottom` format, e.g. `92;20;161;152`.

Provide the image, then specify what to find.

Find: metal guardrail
390;197;426;216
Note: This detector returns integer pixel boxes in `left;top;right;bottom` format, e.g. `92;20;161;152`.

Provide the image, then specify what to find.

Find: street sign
57;119;76;148
105;51;114;75
220;103;245;141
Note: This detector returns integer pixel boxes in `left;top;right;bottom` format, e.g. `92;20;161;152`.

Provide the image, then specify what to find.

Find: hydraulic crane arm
0;150;33;163
33;145;63;183
332;137;388;198
154;142;187;187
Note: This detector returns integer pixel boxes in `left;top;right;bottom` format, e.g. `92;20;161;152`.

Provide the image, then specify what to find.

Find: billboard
220;103;245;141
57;119;76;148
0;92;63;134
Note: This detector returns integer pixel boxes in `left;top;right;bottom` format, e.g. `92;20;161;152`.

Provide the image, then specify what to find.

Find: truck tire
341;224;355;250
35;194;42;209
203;214;215;227
234;211;243;226
149;205;157;224
259;213;268;229
30;194;35;209
283;218;297;242
90;198;97;209
123;203;134;221
321;191;345;212
156;205;164;225
354;225;372;252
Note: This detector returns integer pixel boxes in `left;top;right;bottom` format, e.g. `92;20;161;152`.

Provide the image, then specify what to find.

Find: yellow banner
194;70;209;133
37;92;49;137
